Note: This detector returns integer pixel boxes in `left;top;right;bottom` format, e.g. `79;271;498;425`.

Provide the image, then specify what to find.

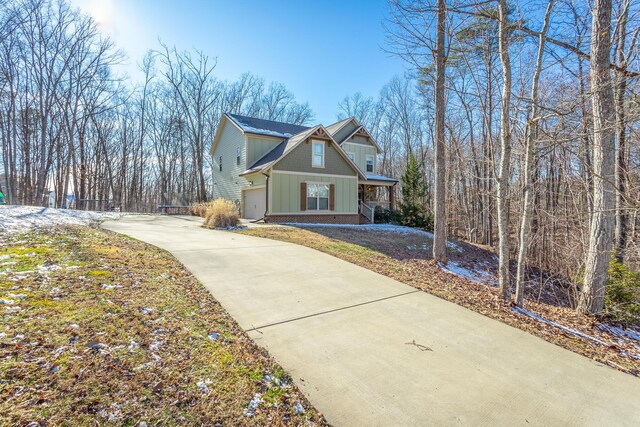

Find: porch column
389;185;396;210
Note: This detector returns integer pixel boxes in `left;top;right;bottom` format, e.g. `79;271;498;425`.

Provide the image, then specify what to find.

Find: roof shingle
227;113;310;138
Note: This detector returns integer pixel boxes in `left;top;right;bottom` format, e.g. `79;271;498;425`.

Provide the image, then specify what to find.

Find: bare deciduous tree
578;0;616;315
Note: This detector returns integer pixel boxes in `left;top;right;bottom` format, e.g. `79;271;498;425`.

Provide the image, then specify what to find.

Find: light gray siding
212;121;247;203
247;135;282;166
274;139;357;176
342;140;377;174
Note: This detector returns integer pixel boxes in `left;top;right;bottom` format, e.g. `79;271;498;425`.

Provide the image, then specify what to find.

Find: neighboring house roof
226;113;310;138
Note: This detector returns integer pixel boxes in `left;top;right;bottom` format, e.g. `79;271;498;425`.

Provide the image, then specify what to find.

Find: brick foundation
266;214;360;224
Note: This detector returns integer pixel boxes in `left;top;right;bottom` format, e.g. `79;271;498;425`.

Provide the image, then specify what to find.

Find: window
219;156;222;172
312;141;325;168
347;152;355;161
236;147;241;166
307;183;330;210
366;155;374;173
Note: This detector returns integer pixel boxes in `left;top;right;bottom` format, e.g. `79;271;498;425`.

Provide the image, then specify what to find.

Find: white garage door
243;187;266;219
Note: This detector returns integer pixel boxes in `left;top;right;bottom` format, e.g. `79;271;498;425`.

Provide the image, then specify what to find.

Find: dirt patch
0;227;327;426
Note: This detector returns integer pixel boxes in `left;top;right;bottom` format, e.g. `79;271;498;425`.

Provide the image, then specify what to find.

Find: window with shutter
329;184;335;211
306;183;330;211
300;182;307;211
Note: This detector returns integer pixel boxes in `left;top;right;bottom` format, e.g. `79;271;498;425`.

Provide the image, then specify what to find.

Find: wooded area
1;0;640;317
0;0;313;212
383;0;640;315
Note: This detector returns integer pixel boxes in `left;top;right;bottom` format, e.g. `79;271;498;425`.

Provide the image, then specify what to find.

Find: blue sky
69;0;408;124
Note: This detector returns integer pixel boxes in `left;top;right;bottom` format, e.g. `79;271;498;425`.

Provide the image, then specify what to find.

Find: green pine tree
399;154;432;230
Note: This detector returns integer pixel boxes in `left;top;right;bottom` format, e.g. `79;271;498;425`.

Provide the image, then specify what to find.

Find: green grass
0;227;326;426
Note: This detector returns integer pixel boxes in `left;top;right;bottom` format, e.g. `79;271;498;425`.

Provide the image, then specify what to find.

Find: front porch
358;175;398;223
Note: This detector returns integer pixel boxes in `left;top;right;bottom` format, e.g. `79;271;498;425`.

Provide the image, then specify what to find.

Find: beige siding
212;121;248;203
270;172;358;214
239;173;267;218
274;139;356;176
247;136;282;166
342;141;377;174
332;121;359;143
244;173;266;187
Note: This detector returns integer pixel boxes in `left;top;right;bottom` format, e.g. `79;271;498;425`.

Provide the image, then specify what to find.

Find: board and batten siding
273;139;355;176
270;172;358;214
342;138;377;174
212;120;247;203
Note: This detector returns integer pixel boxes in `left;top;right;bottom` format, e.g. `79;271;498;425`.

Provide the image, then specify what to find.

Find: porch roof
360;174;398;186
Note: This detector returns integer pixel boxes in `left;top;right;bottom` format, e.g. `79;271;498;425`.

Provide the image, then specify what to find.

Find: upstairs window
366;155;374;173
307;183;330;210
312;141;325;168
219;156;222;172
236;147;241;166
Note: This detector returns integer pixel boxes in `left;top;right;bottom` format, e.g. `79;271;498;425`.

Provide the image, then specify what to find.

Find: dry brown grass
0;227;326;426
190;202;208;218
203;199;240;229
238;225;640;378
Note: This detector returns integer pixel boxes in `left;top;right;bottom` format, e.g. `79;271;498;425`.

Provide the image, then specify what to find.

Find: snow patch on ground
0;205;119;234
286;223;466;251
440;261;496;285
286;222;435;236
596;324;640;342
511;306;607;345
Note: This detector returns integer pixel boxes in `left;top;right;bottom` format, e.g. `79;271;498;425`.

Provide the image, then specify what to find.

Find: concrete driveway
102;215;640;426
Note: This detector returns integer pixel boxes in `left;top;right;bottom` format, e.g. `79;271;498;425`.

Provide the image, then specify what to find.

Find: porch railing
359;201;374;223
367;200;391;210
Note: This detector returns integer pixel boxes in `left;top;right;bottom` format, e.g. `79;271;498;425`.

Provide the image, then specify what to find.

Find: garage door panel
243;188;266;219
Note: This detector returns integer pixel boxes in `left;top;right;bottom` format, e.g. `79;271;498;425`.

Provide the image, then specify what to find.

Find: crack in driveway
247;290;421;332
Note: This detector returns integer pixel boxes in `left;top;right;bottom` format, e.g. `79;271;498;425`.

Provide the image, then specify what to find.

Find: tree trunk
578;0;616;315
497;0;512;300
432;0;447;263
515;0;554;306
614;0;629;262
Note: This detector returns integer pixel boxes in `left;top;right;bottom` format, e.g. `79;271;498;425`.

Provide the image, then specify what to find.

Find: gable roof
326;117;382;152
241;125;364;179
227;113;310;138
242;126;318;175
339;124;383;152
325;117;353;136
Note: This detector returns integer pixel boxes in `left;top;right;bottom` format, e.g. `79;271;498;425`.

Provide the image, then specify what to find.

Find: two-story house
210;113;397;224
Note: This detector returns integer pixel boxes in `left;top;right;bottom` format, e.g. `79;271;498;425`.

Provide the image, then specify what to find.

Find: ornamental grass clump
190;202;208;218
204;199;240;228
